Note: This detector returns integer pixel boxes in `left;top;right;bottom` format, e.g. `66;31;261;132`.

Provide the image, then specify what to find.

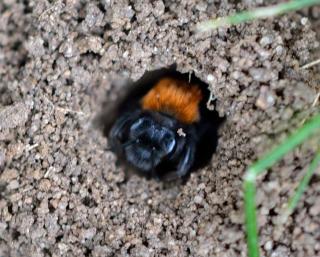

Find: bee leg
108;111;140;149
150;148;161;180
109;113;132;140
176;142;195;177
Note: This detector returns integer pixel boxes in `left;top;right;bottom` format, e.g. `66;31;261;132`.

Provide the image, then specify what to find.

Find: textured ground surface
0;1;320;257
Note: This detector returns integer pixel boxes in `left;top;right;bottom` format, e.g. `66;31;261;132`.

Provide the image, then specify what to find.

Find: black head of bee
109;110;197;179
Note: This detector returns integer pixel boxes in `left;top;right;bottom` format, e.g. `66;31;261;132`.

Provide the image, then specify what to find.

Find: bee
107;72;222;180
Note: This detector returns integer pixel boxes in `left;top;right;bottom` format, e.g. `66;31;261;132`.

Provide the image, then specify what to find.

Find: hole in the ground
12;228;20;240
55;234;63;242
43;248;52;257
7;202;13;215
84;247;92;257
22;0;32;14
142;239;149;247
100;66;224;180
127;244;135;254
82;196;97;207
48;201;55;213
78;174;85;184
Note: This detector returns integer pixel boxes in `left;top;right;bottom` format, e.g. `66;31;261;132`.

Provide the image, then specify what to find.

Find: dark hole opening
142;239;149;247
55;235;63;242
82;196;97;208
7;202;13;215
127;244;135;254
84;247;92;257
12;229;20;240
100;65;224;180
48;201;55;213
43;248;52;257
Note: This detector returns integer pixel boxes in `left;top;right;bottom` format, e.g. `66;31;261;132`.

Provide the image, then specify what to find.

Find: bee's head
124;113;178;172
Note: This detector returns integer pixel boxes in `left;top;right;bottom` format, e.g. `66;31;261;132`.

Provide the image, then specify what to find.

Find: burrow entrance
100;66;224;179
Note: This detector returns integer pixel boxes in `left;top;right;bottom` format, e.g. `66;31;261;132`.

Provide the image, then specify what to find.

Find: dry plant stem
244;113;320;257
300;58;320;69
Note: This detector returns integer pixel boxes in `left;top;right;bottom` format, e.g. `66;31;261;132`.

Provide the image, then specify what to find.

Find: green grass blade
286;149;320;215
244;113;320;257
197;0;320;32
244;177;259;257
250;113;320;176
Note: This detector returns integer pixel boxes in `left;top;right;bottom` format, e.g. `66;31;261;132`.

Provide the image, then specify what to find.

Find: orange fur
141;78;202;124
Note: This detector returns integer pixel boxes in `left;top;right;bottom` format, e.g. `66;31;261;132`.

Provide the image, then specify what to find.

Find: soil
0;1;319;257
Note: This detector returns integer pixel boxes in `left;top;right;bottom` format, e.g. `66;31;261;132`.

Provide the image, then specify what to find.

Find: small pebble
264;241;273;251
300;17;308;26
207;74;215;82
256;86;276;110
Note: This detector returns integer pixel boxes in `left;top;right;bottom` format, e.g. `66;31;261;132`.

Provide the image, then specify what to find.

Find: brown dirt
0;1;319;257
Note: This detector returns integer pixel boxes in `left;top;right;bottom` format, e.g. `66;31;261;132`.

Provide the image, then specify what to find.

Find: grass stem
244;113;320;257
197;0;320;32
286;149;320;215
249;114;320;177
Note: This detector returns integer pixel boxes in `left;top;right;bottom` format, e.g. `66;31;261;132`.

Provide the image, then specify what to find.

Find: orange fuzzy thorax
141;78;203;124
